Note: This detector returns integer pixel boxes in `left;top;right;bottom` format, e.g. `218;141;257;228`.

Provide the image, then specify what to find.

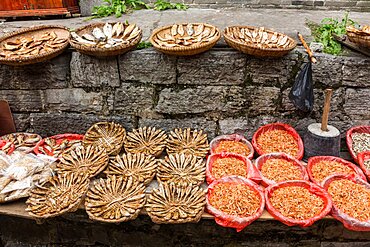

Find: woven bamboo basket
223;26;297;57
347;30;370;49
0;25;70;66
149;23;221;56
69;22;142;57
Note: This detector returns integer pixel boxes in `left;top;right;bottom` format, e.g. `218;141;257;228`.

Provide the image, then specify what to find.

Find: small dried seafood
365;160;370;170
0;31;67;58
310;160;356;184
37;136;82;157
269;186;325;220
352;133;370;156
256;130;299;157
146;182;206;224
208;181;261;217
157;153;205;186
152;23;219;48
26;172;89;218
71;22;141;49
85;176;146;223
260;158;303;183
211;157;248;180
214;140;251;157
124;127;167;157
105;153;157;185
0;152;55;203
347;25;370;36
167;128;209;158
327;178;370;222
56;145;108;178
83;122;126;155
1;133;41;154
225;26;291;49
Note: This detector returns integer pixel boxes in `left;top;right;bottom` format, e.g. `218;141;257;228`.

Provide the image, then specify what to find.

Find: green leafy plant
306;12;357;55
137;41;153;49
154;0;188;11
92;0;150;18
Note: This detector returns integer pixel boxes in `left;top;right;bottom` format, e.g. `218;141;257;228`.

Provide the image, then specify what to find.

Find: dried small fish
123;24;136;38
124;126;167;157
92;27;106;42
177;24;185;36
171;24;178;36
146;182;206;224
1;133;41;154
82;34;96;42
157;153;206;187
187;24;194;36
194;24;204;36
85;176;146;223
103;23;113;39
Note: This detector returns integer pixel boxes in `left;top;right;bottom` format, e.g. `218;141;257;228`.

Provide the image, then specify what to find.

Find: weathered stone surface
245;86;280;115
177;51;246;85
0;53;70;90
30;113;134;137
0;90;43;112
44;89;109;113
342;57;370;87
343;88;370;119
115;83;156;117
119;49;176;85
139;118;217;139
312;54;344;87
155;86;245;114
321;242;370;247
71;52;120;88
246;52;301;86
12;114;30;132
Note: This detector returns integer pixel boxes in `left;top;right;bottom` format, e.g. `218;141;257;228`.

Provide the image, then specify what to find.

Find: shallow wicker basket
0;25;70;66
70;22;142;57
346;29;370;49
223;26;297;57
149;23;221;56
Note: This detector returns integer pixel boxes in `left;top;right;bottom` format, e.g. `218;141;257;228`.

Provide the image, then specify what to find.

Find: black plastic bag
289;61;314;112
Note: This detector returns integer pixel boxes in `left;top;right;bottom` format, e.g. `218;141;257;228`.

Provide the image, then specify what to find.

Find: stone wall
79;0;370;16
1;48;370;148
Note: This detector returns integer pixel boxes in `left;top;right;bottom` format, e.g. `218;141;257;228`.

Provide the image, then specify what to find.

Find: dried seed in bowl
269;186;324;220
211;157;248;180
257;130;299;157
260;158;303;183
311;160;356;184
328;179;370;222
208;182;261;217
352;133;370;156
214;141;251;156
364;160;370;170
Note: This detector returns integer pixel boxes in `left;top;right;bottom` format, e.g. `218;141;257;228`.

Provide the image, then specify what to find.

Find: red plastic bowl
210;134;254;160
357;151;370;181
265;180;332;227
255;152;309;187
252;123;304;160
346;126;370;164
307;156;366;186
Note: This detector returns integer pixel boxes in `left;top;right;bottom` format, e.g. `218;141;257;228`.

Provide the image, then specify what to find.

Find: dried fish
187;24;194;36
83;122;126;155
56;145;108;178
1;133;41;154
124;127;167;157
26;172;89;218
85;176;146;223
92;27;106;41
177;25;185;36
166;128;209;158
103;23;113;39
105;153;157;185
146;182;206;224
157;153;206;186
82;34;96;42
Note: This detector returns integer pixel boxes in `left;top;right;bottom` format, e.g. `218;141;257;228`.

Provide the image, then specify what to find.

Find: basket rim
69;22;142;54
149;23;221;53
223;25;297;52
0;25;70;64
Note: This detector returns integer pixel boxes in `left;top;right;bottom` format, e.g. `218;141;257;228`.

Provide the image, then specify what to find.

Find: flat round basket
347;30;370;49
70;22;142;57
149;23;221;56
0;25;70;66
223;26;297;57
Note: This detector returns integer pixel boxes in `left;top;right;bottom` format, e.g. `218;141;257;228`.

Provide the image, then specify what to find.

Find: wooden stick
321;89;333;132
298;32;317;64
